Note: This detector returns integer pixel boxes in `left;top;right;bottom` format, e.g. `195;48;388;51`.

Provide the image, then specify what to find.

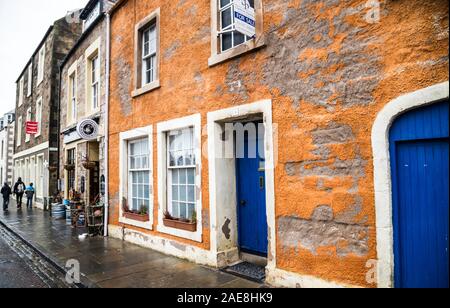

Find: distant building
13;15;82;209
59;0;117;205
0;110;15;185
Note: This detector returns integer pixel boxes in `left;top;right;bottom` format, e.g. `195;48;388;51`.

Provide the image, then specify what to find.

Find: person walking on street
1;182;12;211
14;177;25;209
25;183;35;210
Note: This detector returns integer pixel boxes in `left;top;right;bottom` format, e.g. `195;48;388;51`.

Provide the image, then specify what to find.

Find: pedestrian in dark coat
1;182;12;211
13;177;25;209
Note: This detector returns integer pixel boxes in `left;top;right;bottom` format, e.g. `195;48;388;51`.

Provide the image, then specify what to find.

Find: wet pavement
0;223;71;288
0;200;263;288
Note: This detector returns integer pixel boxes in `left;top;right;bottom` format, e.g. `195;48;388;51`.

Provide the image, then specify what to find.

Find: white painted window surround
67;61;77;125
372;81;449;288
18;78;24;107
157;114;203;243
25;108;32;143
37;44;45;85
132;8;160;98
27;65;33;97
209;0;264;67
16;117;23;147
35;97;42;137
85;37;101;116
119;125;154;230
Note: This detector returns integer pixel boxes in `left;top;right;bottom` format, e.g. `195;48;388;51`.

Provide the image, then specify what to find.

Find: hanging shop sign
77;119;99;140
26;121;39;135
234;0;256;38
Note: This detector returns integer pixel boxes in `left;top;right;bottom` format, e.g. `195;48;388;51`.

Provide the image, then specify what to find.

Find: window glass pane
169;151;176;167
144;185;150;198
221;8;232;29
188;186;195;203
187;169;195;185
172;202;179;218
179;169;187;184
220;0;231;8
180;185;187;201
172;170;179;184
187;204;195;221
172;185;179;201
179;203;187;219
222;33;232;51
177;151;184;166
234;31;245;45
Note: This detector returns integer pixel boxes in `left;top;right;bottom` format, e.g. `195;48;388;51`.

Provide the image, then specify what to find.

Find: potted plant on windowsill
123;200;150;223
64;163;75;171
81;155;97;170
163;211;197;232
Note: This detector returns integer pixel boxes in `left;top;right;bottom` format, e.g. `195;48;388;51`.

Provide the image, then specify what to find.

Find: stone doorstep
0;217;96;289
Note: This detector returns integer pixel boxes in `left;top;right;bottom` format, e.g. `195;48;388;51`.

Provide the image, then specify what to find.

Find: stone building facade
14;16;82;208
0;111;16;186
59;0;116;205
107;0;449;288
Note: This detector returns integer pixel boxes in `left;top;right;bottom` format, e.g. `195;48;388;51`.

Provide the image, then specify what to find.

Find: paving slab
0;200;264;289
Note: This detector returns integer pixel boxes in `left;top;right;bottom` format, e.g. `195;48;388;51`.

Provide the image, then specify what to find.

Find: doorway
390;101;449;288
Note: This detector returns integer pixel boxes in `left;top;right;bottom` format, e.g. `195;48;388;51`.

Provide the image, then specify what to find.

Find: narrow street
0;223;72;288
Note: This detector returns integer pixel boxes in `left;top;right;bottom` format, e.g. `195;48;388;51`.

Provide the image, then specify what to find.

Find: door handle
240;200;247;206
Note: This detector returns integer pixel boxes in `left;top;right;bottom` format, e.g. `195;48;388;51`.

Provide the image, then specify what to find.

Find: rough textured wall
109;0;449;287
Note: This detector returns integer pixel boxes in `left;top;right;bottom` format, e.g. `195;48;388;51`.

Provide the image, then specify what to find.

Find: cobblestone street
0;223;72;288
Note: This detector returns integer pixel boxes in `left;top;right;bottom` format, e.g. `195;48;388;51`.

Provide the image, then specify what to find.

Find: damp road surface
0;223;73;288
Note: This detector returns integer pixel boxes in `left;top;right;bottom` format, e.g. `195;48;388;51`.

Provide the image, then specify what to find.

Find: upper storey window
209;0;264;66
219;0;254;52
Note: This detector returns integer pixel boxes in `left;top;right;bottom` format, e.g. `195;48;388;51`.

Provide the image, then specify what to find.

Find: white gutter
103;12;111;237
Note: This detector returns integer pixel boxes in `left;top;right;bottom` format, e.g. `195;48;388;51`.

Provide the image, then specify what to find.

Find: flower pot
124;212;149;222
82;161;97;170
163;218;197;232
64;164;75;171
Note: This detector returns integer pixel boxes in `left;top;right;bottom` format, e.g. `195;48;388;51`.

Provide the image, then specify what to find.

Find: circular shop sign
77;119;99;140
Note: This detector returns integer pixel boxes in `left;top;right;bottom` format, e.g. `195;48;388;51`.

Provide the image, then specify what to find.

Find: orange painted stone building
107;0;449;288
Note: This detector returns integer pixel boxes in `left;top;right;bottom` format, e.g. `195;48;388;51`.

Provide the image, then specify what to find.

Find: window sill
132;80;160;98
208;36;266;67
157;221;202;243
119;214;153;230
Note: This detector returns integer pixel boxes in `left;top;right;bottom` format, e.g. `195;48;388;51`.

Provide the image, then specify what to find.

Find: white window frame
27;64;33;97
85;37;101;115
127;138;151;213
35;97;42;137
36;154;44;198
91;55;100;111
67;62;77;125
132;8;160;97
18;78;24;107
166;128;197;221
209;0;265;67
25;107;32;143
141;25;157;86
119;125;154;230
37;44;46;85
157;114;203;242
16;116;22;147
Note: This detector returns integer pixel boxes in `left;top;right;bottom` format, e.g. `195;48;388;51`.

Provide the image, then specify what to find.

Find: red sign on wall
26;121;39;135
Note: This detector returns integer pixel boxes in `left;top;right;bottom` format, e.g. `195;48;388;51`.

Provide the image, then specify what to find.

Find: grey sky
0;0;88;116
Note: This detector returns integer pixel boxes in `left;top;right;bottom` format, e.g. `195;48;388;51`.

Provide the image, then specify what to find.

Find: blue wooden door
236;128;268;255
390;101;449;288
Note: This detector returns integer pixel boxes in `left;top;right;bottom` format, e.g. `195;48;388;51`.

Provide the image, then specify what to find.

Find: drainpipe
103;12;111;237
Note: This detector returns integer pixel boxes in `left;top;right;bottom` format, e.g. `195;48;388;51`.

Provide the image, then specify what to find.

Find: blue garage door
390;101;449;288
